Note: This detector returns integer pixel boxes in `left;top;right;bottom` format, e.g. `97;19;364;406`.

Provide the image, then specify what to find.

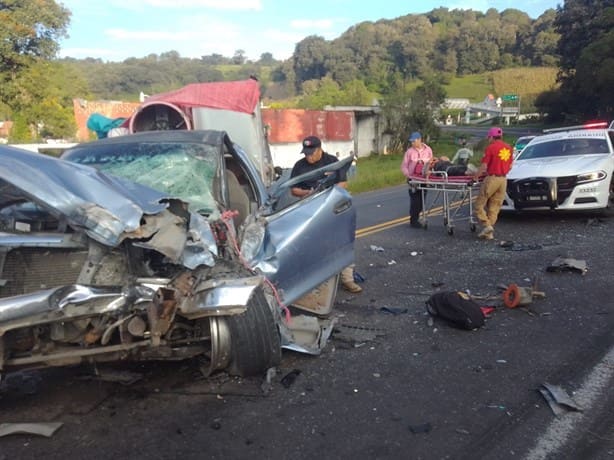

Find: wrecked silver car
0;130;355;379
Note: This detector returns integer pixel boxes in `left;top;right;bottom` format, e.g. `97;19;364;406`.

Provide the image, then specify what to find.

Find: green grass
443;74;493;100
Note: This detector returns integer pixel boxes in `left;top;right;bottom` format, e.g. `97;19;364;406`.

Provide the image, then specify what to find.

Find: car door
240;156;356;306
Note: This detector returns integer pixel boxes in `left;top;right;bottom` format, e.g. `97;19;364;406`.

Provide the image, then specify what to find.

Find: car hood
509;154;609;179
0;146;217;268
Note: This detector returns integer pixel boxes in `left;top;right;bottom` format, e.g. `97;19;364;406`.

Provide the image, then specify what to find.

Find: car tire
226;286;281;377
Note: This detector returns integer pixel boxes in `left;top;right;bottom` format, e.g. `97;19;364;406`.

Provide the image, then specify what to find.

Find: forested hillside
59;7;559;103
2;1;611;142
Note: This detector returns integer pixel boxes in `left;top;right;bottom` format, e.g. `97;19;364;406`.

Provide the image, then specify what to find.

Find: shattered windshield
67;142;221;217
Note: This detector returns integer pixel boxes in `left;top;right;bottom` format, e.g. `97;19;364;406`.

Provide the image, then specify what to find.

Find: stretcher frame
407;171;481;235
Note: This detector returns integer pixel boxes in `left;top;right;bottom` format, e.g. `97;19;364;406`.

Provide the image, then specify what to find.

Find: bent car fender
178;275;265;319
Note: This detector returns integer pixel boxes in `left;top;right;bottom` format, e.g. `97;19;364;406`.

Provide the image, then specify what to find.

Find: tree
293;36;330;90
550;0;614;119
257;52;277;66
232;50;247;65
572;30;614;117
380;76;444;154
0;0;70;110
10;61;83;141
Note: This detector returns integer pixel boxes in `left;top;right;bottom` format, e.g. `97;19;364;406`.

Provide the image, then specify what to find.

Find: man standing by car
473;127;513;240
290;136;363;294
400;132;433;228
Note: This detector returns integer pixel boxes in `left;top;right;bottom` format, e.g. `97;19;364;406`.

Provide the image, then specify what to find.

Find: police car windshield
518;138;609;159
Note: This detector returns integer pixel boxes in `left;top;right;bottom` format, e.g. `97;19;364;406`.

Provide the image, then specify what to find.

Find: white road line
524;345;614;460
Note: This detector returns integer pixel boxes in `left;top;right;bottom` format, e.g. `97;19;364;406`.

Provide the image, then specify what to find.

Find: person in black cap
290;136;343;197
290;136;362;294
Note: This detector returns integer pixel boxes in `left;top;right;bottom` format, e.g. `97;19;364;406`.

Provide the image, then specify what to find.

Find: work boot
478;225;494;239
341;267;363;293
342;280;363;293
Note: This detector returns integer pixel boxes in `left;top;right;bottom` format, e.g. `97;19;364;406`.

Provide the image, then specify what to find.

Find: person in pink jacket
400;132;433;228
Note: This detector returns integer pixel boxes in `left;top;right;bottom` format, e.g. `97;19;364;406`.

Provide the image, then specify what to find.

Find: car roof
70;129;231;147
533;128;611;143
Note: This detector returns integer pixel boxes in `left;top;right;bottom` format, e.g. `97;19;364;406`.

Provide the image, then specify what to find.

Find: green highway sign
502;94;518;101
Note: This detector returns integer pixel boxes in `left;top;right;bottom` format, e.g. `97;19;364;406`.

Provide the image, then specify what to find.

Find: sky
57;0;562;62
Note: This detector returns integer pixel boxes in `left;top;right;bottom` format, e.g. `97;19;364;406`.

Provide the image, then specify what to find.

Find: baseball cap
488;127;503;137
301;136;322;155
408;132;422;142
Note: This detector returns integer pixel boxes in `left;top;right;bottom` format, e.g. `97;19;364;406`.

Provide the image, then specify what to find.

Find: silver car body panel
0;145;218;268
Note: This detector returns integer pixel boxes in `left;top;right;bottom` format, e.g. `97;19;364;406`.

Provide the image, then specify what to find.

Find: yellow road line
355;198;471;239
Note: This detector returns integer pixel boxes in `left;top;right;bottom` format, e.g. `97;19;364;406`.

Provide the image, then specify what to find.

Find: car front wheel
226;286;282;376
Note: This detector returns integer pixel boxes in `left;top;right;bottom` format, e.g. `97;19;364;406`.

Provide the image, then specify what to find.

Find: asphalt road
1;186;613;460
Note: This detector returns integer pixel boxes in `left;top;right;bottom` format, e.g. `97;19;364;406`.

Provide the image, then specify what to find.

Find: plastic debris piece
379;306;409;315
409;422;432;434
0;422;63;438
546;257;587;275
280;369;301;388
370;245;384;252
261;367;277;394
538;383;582;416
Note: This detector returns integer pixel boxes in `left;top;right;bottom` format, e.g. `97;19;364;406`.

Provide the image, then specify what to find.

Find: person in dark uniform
290;136;362;294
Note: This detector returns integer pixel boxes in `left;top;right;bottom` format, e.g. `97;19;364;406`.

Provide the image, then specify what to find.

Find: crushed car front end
0;145;281;378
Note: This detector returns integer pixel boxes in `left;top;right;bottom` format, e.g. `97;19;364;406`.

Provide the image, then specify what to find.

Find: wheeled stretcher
407;171;482;235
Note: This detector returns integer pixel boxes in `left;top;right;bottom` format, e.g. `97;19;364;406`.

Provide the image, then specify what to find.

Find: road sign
502;94;518;101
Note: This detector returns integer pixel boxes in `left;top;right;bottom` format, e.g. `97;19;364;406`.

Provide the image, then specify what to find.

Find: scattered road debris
499;241;543;251
92;368;143;385
546;257;588;275
379;306;409;315
260;367;277;394
409;422;432;434
370;245;385;252
280;369;301;388
502;283;546;308
0;422;63;438
332;324;387;348
538;383;583;416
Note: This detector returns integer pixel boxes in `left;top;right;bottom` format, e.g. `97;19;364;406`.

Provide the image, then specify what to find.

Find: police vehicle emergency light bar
543;121;609;134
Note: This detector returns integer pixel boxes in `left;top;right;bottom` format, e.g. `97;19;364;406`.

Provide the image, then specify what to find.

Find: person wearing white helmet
473;127;513;240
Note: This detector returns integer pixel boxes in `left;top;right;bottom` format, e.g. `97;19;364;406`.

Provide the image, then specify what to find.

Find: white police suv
502;122;614;212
